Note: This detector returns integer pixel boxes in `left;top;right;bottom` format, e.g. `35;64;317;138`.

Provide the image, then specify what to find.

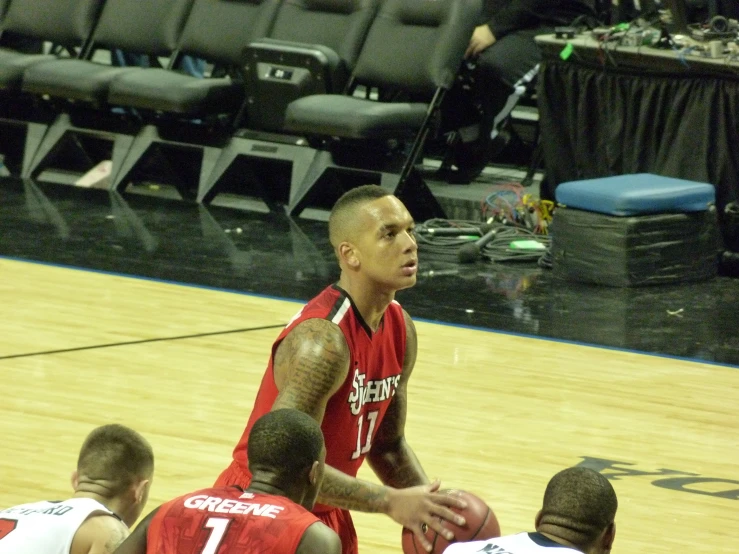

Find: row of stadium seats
0;0;481;219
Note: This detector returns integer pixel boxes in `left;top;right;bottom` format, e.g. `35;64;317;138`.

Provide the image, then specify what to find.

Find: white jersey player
445;468;617;554
0;424;153;554
0;498;123;554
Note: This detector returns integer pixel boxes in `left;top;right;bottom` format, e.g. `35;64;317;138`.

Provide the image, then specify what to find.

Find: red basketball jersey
231;285;406;510
146;487;319;554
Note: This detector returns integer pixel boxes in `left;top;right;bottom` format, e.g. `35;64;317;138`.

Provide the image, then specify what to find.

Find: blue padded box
551;174;719;287
555;174;715;215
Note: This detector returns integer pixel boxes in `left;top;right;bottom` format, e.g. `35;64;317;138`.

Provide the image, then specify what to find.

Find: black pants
472;26;552;138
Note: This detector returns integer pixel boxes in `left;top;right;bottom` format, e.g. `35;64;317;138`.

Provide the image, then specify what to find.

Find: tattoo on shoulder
104;520;129;553
273;319;351;415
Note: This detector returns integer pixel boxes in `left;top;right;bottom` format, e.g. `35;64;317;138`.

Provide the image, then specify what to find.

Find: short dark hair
328;185;392;247
539;467;617;547
248;409;324;480
77;424;154;496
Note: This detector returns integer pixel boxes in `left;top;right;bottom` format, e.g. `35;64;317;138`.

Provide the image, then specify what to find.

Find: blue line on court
2;254;737;370
0;254;306;305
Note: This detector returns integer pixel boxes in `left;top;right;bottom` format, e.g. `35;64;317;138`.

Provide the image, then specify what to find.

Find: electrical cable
415;219;551;263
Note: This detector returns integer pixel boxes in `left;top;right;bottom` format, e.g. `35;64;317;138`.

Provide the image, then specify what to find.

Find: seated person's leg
444;27;549;182
474;27;548;142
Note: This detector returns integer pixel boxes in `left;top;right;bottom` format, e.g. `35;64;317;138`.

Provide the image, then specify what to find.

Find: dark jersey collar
528;532;577;549
331;284;379;338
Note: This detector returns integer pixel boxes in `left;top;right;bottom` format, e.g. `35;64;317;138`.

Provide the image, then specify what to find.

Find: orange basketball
401;490;501;554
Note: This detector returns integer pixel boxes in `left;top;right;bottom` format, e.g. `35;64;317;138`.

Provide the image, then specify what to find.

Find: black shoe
437;132;510;184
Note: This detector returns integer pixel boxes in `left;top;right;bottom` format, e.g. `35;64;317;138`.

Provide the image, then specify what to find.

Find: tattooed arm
271;318;351;420
272;317;466;552
71;513;130;554
272;318;391;512
366;310;429;489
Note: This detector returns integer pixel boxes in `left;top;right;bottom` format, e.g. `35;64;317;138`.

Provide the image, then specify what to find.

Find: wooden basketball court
1;257;736;553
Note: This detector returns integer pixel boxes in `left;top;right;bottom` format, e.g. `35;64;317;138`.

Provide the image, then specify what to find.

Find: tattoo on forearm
368;370;428;489
368;439;429;489
317;466;389;513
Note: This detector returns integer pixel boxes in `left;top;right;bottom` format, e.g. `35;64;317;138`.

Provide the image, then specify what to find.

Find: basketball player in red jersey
114;409;340;554
215;185;467;554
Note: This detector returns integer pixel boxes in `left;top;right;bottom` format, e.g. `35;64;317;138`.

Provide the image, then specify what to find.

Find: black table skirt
537;58;739;246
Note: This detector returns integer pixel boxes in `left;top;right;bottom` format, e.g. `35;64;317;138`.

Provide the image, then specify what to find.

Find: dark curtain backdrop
537;58;739;245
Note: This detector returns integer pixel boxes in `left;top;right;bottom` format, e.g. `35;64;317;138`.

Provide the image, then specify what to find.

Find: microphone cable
414;218;488;259
476;225;551;263
415;219;551;263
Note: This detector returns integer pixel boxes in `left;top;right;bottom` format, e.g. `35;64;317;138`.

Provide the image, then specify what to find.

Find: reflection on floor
0;176;737;366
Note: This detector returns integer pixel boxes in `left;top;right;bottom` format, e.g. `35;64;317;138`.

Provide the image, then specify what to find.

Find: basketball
401;490;500;554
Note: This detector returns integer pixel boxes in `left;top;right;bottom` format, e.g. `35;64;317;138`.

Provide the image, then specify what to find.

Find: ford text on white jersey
0;497;113;554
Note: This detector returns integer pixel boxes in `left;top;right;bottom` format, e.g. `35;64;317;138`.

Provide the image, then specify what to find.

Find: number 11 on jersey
351;410;378;460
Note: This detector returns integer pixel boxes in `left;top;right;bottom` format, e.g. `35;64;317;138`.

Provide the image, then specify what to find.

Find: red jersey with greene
231;285;406;505
146;487;319;554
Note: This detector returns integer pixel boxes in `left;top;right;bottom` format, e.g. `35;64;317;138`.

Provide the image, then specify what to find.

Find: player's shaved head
328;185;393;248
77;424;154;496
538;467;617;548
248;409;324;481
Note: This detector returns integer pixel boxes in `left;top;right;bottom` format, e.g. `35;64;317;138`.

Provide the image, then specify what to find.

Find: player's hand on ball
386;480;467;552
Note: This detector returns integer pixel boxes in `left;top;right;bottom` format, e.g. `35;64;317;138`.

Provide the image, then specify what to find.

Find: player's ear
133;478;151;505
71;470;79;490
601;521;616;551
308;460;319;486
338;241;360;269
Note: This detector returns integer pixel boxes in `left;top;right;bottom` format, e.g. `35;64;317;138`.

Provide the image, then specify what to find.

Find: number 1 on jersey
200;517;232;554
351;410;378;460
